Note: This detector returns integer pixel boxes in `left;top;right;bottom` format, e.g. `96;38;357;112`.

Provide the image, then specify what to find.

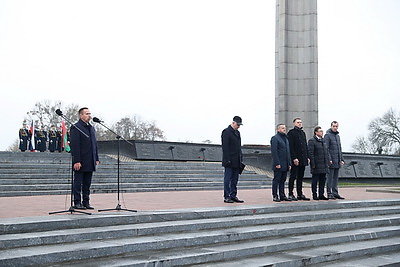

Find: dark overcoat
19;128;29;151
308;136;329;174
287;126;309;166
221;125;242;168
48;129;58;152
70;119;99;172
324;128;344;169
271;132;292;172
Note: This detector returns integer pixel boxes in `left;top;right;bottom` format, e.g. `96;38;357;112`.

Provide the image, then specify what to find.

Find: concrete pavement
1;187;399;219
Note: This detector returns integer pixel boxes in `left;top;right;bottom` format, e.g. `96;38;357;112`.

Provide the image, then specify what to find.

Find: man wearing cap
48;125;58;152
19;122;29;152
221;116;245;203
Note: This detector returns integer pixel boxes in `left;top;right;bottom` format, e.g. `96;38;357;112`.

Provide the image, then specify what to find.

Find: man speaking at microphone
70;107;100;210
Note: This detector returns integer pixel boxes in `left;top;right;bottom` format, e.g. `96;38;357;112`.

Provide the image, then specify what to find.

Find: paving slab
0;187;399;219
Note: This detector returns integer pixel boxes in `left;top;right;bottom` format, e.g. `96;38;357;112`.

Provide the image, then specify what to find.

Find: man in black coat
270;124;292;202
221;116;244;203
287;118;310;201
70;107;99;210
308;126;329;200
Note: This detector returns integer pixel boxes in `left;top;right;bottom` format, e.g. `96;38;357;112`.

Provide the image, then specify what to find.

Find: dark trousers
272;170;287;198
311;173;326;198
73;171;93;205
289;165;305;196
224;167;239;199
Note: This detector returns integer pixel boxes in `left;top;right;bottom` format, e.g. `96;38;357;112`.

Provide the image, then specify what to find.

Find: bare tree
19;100;165;146
25;100;79;128
352;108;400;154
351;136;379;154
113;115;165;141
6;139;19;152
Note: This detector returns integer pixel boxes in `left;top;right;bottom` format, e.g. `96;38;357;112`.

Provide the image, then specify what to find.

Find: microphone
55;109;63;116
93;117;103;123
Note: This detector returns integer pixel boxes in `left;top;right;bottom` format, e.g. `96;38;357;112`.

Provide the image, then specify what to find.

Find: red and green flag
61;121;71;152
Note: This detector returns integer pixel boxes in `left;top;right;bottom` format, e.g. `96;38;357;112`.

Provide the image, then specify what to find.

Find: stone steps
0;153;270;196
0;200;399;266
192;237;400;267
317;250;400;267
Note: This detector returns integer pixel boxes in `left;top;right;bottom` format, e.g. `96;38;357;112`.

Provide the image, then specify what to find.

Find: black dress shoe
319;196;329;200
328;194;336;200
334;195;345;199
273;197;281;202
73;203;87;210
298;195;310;201
313;196;319;201
280;196;292;201
224;198;234;203
288;195;298;201
83;204;94;209
231;197;244;203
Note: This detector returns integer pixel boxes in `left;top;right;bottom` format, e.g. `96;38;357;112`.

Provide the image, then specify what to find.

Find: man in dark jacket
271;124;292;202
221;116;244;203
308;126;329;200
324;121;345;199
70;107;100;210
287;118;310;201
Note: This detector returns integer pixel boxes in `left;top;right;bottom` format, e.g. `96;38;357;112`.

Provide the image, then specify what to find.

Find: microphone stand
95;119;137;213
49;112;91;215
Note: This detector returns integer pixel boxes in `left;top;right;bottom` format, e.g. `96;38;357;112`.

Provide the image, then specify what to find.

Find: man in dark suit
271;124;292;202
221;116;245;203
70;107;100;210
287;118;310;201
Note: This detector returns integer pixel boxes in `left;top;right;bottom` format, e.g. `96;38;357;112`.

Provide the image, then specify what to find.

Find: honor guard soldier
56;125;63;152
37;125;47;152
19;122;29;152
48;125;58;152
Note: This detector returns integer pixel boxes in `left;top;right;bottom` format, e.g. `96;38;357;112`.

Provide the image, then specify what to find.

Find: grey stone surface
1;200;400;266
275;0;318;138
0;152;270;197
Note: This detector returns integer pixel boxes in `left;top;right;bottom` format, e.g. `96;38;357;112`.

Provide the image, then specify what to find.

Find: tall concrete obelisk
275;0;318;137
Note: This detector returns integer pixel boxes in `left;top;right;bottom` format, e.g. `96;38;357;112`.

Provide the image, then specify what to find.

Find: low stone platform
0;194;399;266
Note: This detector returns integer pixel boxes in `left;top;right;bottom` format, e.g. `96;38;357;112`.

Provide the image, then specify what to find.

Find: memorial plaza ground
1;187;399;219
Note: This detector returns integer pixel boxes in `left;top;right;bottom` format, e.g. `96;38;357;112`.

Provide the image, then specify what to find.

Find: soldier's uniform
56;128;63;152
37;126;47;152
48;126;58;152
19;123;29;152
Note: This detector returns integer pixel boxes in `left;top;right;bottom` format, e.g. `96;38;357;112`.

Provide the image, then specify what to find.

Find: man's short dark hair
331;121;338;126
276;123;285;130
314;126;322;134
293;117;302;123
78;107;89;114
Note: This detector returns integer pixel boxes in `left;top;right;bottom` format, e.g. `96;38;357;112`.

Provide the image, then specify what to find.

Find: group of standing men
19;124;66;152
271;118;345;202
221;116;345;204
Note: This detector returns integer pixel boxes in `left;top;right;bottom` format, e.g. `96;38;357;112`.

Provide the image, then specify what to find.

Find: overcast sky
1;0;399;152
